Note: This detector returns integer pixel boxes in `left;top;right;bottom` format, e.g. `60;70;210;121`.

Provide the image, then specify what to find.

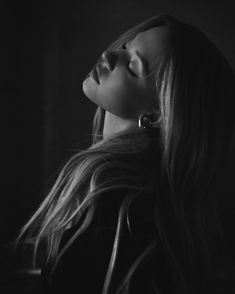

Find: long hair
16;15;235;294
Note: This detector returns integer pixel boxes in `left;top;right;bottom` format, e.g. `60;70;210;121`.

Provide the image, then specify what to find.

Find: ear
138;109;161;128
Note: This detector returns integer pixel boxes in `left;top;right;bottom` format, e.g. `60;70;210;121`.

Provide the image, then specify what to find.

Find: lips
91;66;100;84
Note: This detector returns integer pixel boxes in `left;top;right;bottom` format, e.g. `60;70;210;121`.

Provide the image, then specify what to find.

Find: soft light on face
82;26;168;119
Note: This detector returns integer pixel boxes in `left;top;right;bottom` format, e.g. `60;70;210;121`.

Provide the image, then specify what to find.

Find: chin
82;78;99;105
82;77;93;96
82;78;88;94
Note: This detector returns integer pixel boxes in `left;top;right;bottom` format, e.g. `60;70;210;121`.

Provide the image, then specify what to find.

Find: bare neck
103;111;138;139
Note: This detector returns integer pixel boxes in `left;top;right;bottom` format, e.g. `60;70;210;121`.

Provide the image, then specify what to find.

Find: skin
82;26;168;139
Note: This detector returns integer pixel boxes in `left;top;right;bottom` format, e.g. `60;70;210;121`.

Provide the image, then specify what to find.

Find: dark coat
40;189;234;294
41;190;172;294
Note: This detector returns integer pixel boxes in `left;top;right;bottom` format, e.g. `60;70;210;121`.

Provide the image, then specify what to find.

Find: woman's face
82;26;168;119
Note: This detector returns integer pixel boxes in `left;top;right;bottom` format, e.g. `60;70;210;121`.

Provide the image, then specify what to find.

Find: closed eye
120;42;139;78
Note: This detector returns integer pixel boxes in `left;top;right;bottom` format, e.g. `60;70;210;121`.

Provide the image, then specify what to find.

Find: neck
103;111;138;139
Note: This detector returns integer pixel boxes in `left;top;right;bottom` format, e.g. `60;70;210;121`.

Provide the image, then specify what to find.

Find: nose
101;50;116;71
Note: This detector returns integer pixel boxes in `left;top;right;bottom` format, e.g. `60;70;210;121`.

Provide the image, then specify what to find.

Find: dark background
0;0;234;291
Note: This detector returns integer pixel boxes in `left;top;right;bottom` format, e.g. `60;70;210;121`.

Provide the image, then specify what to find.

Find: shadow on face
82;25;168;120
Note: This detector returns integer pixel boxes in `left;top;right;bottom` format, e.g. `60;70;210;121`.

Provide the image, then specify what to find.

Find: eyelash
120;43;138;78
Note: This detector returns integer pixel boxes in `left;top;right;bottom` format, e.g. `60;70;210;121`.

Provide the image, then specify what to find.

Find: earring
138;114;150;128
138;112;160;128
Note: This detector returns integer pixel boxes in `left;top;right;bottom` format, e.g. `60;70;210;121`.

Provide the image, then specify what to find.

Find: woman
17;14;235;293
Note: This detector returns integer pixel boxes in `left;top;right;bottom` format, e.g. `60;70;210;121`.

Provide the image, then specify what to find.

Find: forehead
130;26;168;55
136;26;167;42
127;26;168;74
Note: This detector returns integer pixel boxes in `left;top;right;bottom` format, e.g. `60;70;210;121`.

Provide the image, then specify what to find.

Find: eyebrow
126;40;149;76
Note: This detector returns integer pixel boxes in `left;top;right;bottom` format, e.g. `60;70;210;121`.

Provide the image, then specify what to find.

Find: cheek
82;72;153;119
99;77;146;118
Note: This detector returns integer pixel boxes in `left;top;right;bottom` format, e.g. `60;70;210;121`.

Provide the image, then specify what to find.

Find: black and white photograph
1;0;235;293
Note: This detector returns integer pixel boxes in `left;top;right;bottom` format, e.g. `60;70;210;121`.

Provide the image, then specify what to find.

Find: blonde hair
17;15;235;294
17;112;161;292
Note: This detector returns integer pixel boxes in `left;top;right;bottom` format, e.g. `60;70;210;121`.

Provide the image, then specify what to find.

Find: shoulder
41;189;158;292
95;189;156;235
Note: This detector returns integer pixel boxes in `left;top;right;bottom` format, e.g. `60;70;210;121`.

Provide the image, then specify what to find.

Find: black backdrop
1;0;234;281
